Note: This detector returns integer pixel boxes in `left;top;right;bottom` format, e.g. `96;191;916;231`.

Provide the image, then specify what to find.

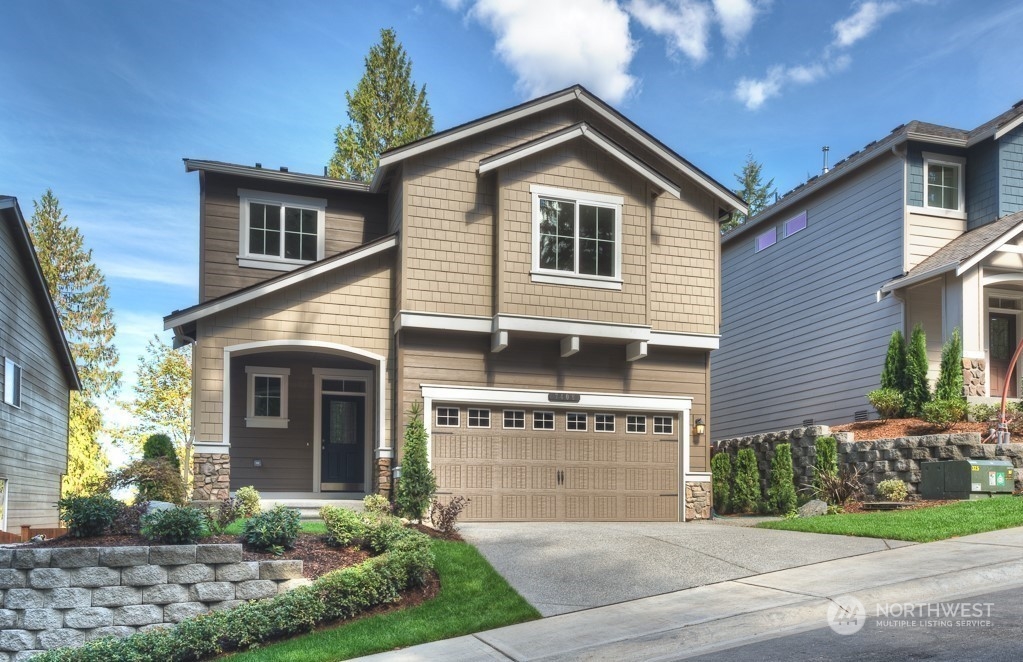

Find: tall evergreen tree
722;151;776;233
29;190;120;495
880;330;907;391
328;28;434;182
394;403;436;522
904;324;931;416
935;327;965;401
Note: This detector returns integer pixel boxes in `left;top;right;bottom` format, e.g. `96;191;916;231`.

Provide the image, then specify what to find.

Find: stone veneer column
963;358;986;397
684;482;711;520
375;457;392;499
192;453;231;501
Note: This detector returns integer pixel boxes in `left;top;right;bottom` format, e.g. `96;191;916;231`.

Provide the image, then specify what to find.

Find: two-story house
0;196;80;533
165;86;745;522
712;102;1023;440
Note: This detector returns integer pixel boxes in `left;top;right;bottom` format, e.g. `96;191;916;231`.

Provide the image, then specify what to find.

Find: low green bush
363;494;392;515
321;505;368;547
243;504;301;554
710;452;733;514
866;388;904;420
876;479;909;502
141;506;209;544
766;443;797;515
57;494;123;538
731;448;761;514
921;398;968;430
365;514;417;553
969;403;1000;423
235;485;262;518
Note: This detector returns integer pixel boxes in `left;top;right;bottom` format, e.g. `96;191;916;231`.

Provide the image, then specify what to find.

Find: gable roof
372;85;745;213
0;196;81;390
880;210;1023;293
724;100;1023;245
183;159;371;192
164;233;398;333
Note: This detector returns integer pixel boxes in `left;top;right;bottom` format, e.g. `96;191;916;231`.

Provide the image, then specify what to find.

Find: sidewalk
357;527;1023;661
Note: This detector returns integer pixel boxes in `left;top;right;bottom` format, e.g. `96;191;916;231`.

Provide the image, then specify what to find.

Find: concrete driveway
461;520;914;616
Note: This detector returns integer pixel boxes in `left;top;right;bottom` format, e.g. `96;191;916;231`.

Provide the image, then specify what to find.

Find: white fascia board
194;442;230;454
648;331;720;350
957;220;1023;276
494;313;651;342
184;160;369;192
684;472;712;482
905;132;967;147
994;114;1023;141
164;236;397;329
394;311;492;334
421;384;692;412
880;263;956;294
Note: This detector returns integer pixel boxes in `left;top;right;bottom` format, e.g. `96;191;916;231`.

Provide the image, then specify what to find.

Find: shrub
57;494;123;537
141;506;209;544
935;328;965;401
320;505;368;547
363;493;392;515
394;403;436;522
876;479;908;502
142;433;181;471
204;497;242;535
429;495;470;534
805;465;863;505
710;452;733;514
921;398;968;430
880;329;908;396
243;504;301;554
234;485;262;518
904;324;931;416
766;443;797;515
812;436;839;495
867;388;904;421
106;458;186;506
365;513;419;553
731;448;761;514
109;500;149;536
969;403;999;424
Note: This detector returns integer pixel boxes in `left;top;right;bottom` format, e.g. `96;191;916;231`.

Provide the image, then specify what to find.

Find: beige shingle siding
194;252;394;447
0;218;70;530
200;172;388;302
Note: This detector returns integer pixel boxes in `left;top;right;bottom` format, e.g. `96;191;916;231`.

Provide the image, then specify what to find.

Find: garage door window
468;408;491;428
533;411;554;430
627;415;646;433
436;407;459;427
595;413;615;432
503;410;525;429
653;416;674;434
566;412;587;431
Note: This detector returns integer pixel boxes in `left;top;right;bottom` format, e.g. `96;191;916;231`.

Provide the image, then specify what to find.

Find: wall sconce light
693;418;705;443
253;459;263;468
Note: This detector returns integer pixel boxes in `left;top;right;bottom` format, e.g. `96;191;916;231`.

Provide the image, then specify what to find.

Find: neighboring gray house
712;102;1023;439
0;196;80;531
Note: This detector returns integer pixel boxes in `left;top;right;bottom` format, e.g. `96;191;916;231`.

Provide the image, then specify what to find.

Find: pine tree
722;152;777;233
934;328;965;401
394;403;436;522
328;28;434;182
767;443;797;514
29;190;120;495
904;324;931;416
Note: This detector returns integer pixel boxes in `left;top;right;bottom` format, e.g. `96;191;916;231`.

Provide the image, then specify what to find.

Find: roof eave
880;263;957;294
183;159;372;193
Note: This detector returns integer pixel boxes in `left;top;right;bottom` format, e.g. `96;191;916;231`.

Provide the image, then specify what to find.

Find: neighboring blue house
712;102;1023;439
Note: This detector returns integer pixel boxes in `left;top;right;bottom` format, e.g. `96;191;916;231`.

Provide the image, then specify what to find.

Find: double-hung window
3;358;22;408
245;366;290;428
239;189;326;270
923;153;965;216
531;185;623;290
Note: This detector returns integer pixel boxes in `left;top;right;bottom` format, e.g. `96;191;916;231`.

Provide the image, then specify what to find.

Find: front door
321;395;365;491
990;313;1018;398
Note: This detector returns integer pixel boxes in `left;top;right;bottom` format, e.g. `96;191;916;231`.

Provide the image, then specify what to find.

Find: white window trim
754;226;776;253
595;413;615;432
245;366;290;428
626;414;647;434
533;410;555;430
503;409;526;429
530;184;624;290
654;415;674;435
566;411;588;432
782;211;807;238
467;408;491;429
3;358;22;409
238;189;327;270
436;407;460;428
922;152;966;219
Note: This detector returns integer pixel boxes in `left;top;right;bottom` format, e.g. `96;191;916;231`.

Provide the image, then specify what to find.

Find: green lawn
759;496;1023;542
223;539;540;661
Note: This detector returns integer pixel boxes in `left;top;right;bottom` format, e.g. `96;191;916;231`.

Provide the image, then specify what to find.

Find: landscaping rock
145;501;176;514
797;499;829;518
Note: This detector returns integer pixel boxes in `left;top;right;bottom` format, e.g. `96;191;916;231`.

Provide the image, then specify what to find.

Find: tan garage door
431;406;679;521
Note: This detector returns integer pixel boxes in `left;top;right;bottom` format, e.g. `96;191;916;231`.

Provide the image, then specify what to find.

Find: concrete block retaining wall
0;544;308;658
715;426;1023;497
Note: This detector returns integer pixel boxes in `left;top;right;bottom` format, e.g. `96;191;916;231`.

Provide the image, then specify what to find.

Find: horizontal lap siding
0;218;70;530
712;154;905;439
907;213;965;270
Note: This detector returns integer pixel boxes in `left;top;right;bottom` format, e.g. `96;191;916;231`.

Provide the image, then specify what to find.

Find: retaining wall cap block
19;609;62;631
36;628;84;651
875;439;895;450
100;547;149;567
0;630;36;652
259;560;303;580
194;582;235;602
64;607;113;629
112;604;164;627
833;431;854;443
138;622;173;634
195;544;242;564
234;580;277;601
276;578;312;594
141;583;189;605
90;586;142;607
0;571;25;591
70;566;120;588
11;550;49;570
148;545;196;566
163;602;208;623
3;591;47;610
216;562;259;582
166;563;215;584
27;569;70;590
0;610;16;629
85;626;136;641
210;600;245;612
121;565;168;587
0;551;12;569
49;548;100;569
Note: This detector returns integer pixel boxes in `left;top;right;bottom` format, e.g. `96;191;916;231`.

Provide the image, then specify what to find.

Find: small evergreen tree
143;433;180;471
934;328;965;401
394;403;436;522
711;452;733;514
722;152;777;233
812;436;839;496
880;330;907;395
731;448;761;514
766;443;797;514
904;324;931;416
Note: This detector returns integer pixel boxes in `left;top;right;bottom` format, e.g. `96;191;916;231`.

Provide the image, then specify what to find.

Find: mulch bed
831;417;1007;442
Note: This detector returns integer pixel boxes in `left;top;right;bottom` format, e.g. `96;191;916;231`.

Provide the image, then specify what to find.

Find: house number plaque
548;392;581;403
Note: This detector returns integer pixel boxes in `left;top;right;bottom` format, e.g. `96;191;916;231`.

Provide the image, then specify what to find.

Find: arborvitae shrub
394;403;436;522
935;327;965;401
904;324;931;416
731;448;761;514
767;443;797;514
813;436;839;496
711;452;733;514
880;330;908;397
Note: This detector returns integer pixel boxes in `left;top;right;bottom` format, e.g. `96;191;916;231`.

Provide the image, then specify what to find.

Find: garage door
431;405;679;521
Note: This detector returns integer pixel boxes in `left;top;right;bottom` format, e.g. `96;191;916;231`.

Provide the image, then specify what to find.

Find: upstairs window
238;190;326;270
755;227;776;252
531;185;623;290
923;153;965;214
783;211;807;238
3;358;22;408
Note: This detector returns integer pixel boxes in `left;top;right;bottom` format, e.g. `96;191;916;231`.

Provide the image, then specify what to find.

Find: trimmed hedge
36;526;434;662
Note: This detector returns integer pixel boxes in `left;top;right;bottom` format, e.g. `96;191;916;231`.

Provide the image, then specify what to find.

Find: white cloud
832;1;900;48
469;0;637;103
100;257;196;288
712;0;763;53
627;0;712;63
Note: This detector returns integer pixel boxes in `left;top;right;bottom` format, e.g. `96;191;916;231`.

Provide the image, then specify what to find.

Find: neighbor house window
755;227;776;252
923;153;965;213
653;416;674;435
533;410;555;430
245;366;289;428
238;189;326;270
566;412;587;431
626;414;646;433
503;410;525;429
531;185;623;289
595;413;615;432
3;358;22;408
436;407;459;427
468;408;491;428
783;211;807;238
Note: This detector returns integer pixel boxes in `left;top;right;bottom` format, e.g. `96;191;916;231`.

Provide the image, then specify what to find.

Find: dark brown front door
990;313;1018;397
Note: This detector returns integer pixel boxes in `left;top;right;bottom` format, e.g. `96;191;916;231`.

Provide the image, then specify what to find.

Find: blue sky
2;0;1021;412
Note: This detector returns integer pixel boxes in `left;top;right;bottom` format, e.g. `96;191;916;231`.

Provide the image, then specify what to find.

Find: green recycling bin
919;460;1015;500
